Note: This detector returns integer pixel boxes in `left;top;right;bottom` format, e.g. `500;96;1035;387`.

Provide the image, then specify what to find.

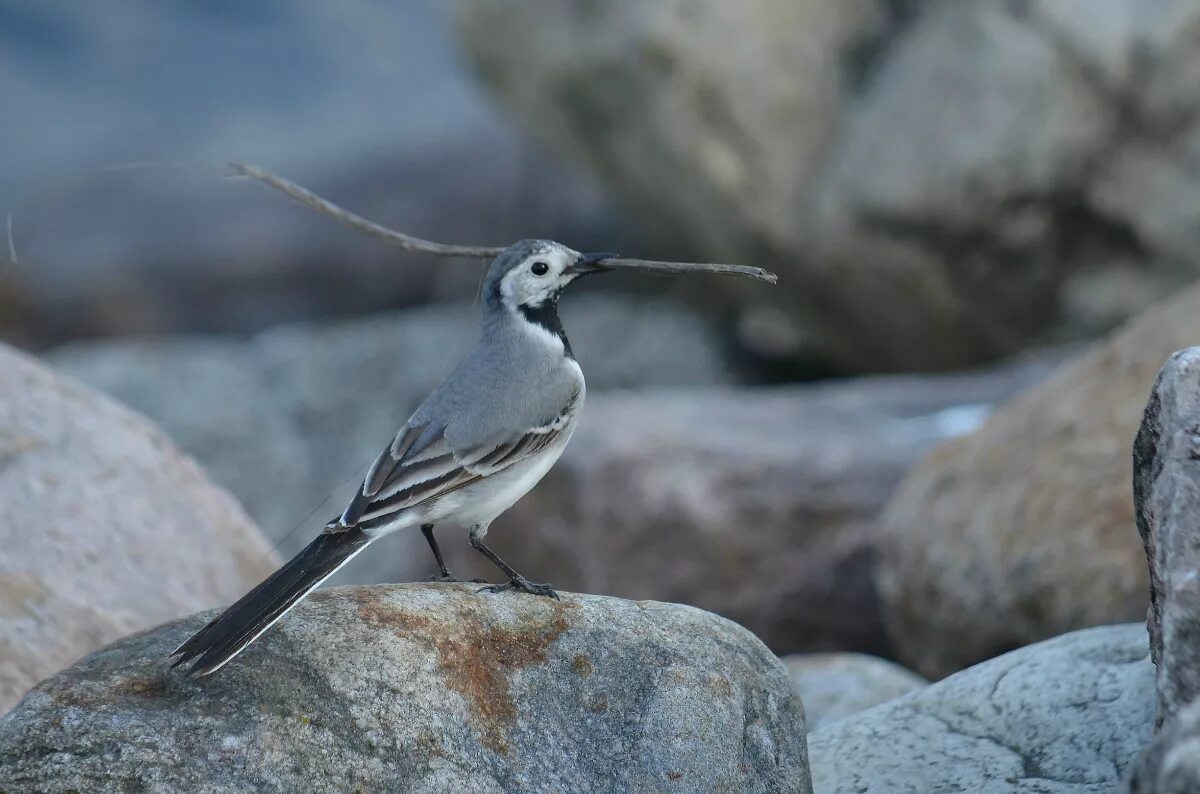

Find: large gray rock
0;343;278;714
1;0;618;346
444;351;1064;656
456;0;1200;371
48;294;735;586
1133;347;1200;726
0;584;811;793
1121;347;1200;793
783;653;926;732
808;623;1155;793
877;283;1200;679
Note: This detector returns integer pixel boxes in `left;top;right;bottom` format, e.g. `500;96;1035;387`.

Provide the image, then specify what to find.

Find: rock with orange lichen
0;584;812;793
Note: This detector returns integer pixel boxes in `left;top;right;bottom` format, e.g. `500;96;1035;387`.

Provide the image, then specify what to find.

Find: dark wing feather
343;423;571;529
340;423;443;525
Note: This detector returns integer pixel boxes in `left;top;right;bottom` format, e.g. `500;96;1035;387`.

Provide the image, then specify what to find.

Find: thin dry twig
229;163;504;258
595;257;777;282
230;162;778;284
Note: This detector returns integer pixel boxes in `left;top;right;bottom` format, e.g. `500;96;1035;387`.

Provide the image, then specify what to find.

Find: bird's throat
518;299;573;359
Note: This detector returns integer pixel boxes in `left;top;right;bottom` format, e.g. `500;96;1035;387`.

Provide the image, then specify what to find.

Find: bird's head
483;239;616;314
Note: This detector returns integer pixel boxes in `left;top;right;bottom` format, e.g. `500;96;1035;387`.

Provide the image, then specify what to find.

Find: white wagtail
172;240;628;675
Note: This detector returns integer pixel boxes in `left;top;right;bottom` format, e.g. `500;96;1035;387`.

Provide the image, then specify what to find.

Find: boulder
0;584;812;793
445;351;1063;656
455;0;882;369
48;294;737;586
1133;347;1200;726
877;283;1200;679
1119;347;1200;792
783;653;926;732
808;623;1154;794
0;344;277;714
455;0;1200;371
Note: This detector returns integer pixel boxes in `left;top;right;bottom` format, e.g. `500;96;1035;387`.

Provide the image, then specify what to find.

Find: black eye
530;261;549;276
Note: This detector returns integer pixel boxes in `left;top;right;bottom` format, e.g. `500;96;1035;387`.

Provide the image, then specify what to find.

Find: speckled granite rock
0;343;277;714
808;623;1154;793
0;584;811;793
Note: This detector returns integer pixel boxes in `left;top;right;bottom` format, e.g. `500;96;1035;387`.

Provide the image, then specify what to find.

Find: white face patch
499;244;579;310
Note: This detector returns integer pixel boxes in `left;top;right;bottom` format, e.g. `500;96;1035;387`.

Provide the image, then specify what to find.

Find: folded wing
339;412;573;530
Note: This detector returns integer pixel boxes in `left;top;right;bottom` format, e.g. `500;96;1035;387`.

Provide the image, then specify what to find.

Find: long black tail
170;529;372;676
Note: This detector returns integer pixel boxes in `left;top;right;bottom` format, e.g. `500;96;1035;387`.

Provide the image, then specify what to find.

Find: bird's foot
428;573;487;584
478;576;560;600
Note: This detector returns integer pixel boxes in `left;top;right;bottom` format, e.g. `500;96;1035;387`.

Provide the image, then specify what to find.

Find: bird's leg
422;524;453;579
469;530;559;600
422;524;484;584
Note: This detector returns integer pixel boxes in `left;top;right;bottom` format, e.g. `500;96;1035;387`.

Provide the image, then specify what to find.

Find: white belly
431;423;575;530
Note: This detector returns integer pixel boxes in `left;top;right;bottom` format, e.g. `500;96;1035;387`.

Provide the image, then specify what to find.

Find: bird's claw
477;577;560;600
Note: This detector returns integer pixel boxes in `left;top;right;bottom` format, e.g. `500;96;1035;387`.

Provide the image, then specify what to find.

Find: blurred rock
47;295;738;586
456;0;880;367
808;623;1154;793
878;283;1200;679
0;0;622;345
1133;347;1200;727
456;0;1200;371
445;350;1065;657
0;343;277;714
0;584;811;793
783;653;926;732
1125;697;1200;794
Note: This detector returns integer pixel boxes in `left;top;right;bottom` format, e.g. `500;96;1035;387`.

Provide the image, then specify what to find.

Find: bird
170;240;620;676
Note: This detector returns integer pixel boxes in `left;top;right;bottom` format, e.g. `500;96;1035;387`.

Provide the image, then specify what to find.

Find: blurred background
3;0;1199;677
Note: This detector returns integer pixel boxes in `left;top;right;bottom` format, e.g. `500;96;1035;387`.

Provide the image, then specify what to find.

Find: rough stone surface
445;351;1063;656
878;283;1200;678
0;584;811;793
1124;696;1200;793
783;653;926;732
0;344;277;714
456;0;1200;371
48;294;735;586
808;623;1155;793
1132;347;1200;726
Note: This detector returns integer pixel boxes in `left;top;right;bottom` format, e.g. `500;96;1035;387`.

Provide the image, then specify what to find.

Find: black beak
569;251;619;276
